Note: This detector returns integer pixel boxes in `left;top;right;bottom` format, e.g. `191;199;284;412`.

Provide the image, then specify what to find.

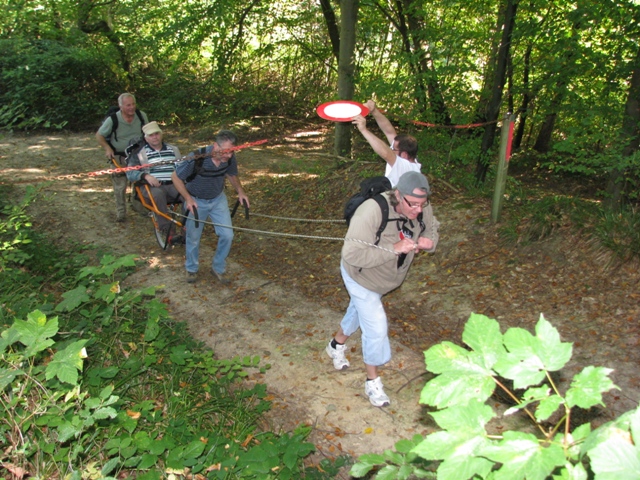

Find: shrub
351;313;640;479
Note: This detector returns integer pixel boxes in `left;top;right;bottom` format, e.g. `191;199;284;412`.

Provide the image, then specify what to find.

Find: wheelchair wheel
154;216;175;251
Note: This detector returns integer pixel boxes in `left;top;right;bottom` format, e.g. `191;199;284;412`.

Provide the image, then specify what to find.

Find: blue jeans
185;193;234;275
339;262;391;366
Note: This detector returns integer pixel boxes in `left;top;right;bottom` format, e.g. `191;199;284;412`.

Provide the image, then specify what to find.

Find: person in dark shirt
171;130;249;285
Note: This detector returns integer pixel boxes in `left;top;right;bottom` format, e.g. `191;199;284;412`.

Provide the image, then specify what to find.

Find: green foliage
0;202;328;479
0;39;115;130
351;313;640;479
497;193;640;265
593;207;640;264
0;185;37;269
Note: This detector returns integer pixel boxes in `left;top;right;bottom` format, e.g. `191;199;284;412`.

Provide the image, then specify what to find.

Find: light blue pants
339;262;391;366
185;193;233;275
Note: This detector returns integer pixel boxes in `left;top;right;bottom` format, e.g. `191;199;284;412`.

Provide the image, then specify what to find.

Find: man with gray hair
172;130;250;285
326;171;439;407
96;93;148;222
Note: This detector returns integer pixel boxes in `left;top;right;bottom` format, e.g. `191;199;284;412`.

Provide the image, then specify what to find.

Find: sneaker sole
369;399;390;407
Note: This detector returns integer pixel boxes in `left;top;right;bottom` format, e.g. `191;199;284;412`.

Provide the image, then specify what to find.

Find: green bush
1;194;323;479
351;313;640;479
0;38;117;130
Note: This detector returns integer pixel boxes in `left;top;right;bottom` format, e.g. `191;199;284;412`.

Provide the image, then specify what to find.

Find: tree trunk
605;45;640;209
319;0;341;62
513;43;533;150
334;0;359;158
474;0;518;184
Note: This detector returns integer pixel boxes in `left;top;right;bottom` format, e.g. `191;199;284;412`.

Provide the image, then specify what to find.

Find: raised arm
352;114;397;166
365;100;397;145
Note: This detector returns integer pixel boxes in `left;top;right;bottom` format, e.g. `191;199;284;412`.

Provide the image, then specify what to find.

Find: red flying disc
316;101;370;122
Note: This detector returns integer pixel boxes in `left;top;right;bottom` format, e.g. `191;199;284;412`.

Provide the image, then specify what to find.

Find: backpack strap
135;109;145;130
372;194;389;245
109;113;119;142
185;147;232;183
110;108;145;143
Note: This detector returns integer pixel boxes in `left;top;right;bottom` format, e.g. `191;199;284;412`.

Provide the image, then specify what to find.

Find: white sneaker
365;377;390;407
325;341;350;370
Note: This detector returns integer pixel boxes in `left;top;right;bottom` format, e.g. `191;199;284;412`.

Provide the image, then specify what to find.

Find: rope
170;211;400;256
249;212;344;223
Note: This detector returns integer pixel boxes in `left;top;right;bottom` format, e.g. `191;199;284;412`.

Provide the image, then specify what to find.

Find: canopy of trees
1;0;639;203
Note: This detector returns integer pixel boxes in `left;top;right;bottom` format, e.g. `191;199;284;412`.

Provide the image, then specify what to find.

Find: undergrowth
0;188;345;479
497;192;640;266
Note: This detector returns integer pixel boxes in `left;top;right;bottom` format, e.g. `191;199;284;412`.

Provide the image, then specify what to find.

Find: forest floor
2;121;639;476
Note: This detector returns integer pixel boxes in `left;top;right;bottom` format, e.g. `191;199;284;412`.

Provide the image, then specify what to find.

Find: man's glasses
402;196;429;209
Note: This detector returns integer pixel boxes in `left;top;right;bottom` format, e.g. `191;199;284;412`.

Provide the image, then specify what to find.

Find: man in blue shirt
171;130;249;285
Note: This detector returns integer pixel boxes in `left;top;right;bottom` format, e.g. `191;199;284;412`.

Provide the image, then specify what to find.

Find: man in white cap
126;121;181;235
351;99;421;187
96;93;148;222
326;171;439;407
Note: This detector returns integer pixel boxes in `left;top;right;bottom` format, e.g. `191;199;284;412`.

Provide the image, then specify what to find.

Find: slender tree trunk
334;0;359;158
605;45;640;209
319;0;341;62
474;0;518;183
513;43;533;150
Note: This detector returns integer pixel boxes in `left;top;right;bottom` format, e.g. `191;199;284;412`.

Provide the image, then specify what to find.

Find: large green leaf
565;366;618;409
420;371;495;408
424;341;479;374
493;351;546;390
461;312;505;369
55;286;90;312
536;394;563;422
479;431;565;480
430;401;495;432
587;434;640;479
45;339;88;385
414;430;493;480
13;310;57;356
0;325;21;353
533;315;573;371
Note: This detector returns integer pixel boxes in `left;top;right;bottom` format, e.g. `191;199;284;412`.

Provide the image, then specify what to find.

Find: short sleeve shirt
97;110;149;154
385;155;422;187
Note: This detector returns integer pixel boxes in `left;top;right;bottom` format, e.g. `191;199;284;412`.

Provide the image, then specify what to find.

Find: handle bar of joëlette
231;199;249;220
192;206;199;228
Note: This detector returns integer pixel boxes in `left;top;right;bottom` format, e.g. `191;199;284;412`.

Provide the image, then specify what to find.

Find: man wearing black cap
326;171;440;407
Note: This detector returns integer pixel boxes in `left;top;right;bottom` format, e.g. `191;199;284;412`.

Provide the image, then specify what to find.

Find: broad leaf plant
351;313;640;480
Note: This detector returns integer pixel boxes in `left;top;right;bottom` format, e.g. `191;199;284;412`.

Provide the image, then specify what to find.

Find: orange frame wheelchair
134;183;199;250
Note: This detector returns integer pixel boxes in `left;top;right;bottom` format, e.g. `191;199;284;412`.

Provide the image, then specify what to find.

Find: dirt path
2;130;639;473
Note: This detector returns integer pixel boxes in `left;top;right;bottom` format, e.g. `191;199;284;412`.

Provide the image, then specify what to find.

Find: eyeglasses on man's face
402;195;429;209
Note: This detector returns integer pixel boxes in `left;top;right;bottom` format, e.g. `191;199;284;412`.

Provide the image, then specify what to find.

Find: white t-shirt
385;155;422;187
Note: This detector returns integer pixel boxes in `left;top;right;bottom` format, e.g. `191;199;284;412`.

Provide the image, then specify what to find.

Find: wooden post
491;113;515;223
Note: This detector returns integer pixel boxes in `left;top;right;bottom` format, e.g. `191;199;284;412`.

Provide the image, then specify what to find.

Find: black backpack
185;146;233;183
344;176;392;245
104;106;145;155
124;136;147;167
344;176;426;246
